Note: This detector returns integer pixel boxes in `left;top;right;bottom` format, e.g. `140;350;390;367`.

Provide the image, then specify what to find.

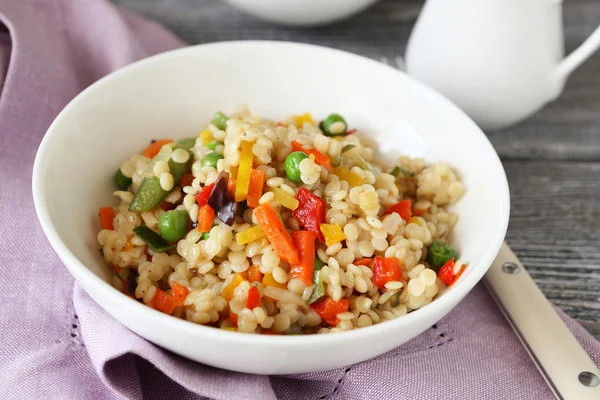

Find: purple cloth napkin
0;1;598;399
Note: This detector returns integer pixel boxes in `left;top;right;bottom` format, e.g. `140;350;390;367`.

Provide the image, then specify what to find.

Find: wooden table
113;0;600;339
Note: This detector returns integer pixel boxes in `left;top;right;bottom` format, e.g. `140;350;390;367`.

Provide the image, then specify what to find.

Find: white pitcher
405;0;600;130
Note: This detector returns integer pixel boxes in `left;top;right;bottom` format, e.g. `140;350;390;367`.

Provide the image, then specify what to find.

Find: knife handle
484;243;600;400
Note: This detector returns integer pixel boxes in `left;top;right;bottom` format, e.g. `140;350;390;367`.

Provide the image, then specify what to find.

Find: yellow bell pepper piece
223;327;237;332
334;166;366;187
235;140;254;202
200;130;214;146
262;273;287;290
222;273;247;302
230;165;238;179
271;187;299;210
320;223;346;246
408;217;423;227
293;113;314;127
236;225;266;245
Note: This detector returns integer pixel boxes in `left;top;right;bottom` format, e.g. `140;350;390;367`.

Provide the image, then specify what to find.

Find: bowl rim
32;40;510;347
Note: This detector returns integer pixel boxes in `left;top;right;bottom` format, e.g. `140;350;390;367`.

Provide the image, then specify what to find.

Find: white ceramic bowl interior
221;0;379;26
33;41;509;375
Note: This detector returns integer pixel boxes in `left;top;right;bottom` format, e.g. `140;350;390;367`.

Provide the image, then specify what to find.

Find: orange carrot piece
227;178;236;198
247;265;263;283
253;203;299;265
247;169;265;208
99;207;115;230
171;281;189;307
289;230;316;286
246;286;261;309
291;140;333;173
354;258;374;267
197;204;214;233
180;173;194;188
152;289;176;314
141;139;173;158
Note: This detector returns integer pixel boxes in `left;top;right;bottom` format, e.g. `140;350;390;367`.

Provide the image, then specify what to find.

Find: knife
483;242;600;400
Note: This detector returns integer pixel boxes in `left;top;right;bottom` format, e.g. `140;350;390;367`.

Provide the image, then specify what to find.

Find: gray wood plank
111;0;600;339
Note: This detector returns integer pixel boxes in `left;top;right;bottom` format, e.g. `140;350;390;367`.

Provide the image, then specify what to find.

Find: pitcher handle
555;24;600;81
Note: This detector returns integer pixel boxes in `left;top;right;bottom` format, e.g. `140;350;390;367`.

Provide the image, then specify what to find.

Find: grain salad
97;105;466;335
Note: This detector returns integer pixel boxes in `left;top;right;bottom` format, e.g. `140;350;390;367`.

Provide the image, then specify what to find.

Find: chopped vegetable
253;203;299;265
227;177;236;198
292;188;326;242
129;145;193;212
385;200;412;221
171;281;189;307
438;258;456;286
247;169;265;208
307;257;326;304
333;166;365;187
291;140;333;173
99;207;115;230
293;113;314;127
197;204;215;233
320;114;347;136
354;258;374;266
207;171;237;226
454;263;466;283
133;225;176;253
247;286;261;309
114;169;132;190
390;165;415;177
158;210;189;242
427;240;458;270
212;111;229;130
201;232;210;240
284;151;309;183
141;139;174;158
235;140;254;202
319;223;346;246
229;310;238;326
262;273;287;290
207;140;224;150
289;230;316;286
310;297;350;325
389;292;401;307
180;173;194;188
331;154;343;167
408;216;423;227
412;206;428;216
236;225;266;245
176;137;196;150
344;128;357;136
152;288;177;314
372;256;403;289
247;265;263;283
203;153;224;168
222;273;247;301
342;144;356;153
271;187;299;210
200;130;213;145
195;183;215;207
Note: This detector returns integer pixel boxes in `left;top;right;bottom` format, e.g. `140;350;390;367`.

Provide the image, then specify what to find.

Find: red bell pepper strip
372;256;403;289
289;230;316;286
291;140;333;173
354;258;373;267
246;286;261;309
310;297;350;326
292;188;326;242
384;199;412;222
438;258;465;286
99;207;115;230
195;183;215;207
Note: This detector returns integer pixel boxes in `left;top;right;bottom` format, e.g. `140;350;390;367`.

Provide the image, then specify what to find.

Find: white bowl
221;0;379;26
33;41;509;375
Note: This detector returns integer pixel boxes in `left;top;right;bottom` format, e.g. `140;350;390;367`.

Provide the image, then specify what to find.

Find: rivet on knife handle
484;242;600;400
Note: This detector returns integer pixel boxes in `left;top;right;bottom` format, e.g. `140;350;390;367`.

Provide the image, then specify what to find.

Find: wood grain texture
112;0;600;339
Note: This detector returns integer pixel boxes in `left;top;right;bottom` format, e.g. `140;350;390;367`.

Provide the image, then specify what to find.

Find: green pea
427;240;458;270
320;113;347;136
158;210;189;242
207;140;224;150
212;111;228;130
114;168;132;190
285;151;308;183
203;152;224;168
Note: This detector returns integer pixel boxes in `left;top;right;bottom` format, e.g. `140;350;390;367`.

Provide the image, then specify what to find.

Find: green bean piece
158;210;189;242
285;151;309;183
427;240;458;270
114;168;132;190
307;257;326;304
212;111;228;130
176;137;196;150
133;225;176;253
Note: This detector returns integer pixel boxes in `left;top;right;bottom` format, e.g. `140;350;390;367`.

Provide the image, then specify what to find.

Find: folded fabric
0;1;598;399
